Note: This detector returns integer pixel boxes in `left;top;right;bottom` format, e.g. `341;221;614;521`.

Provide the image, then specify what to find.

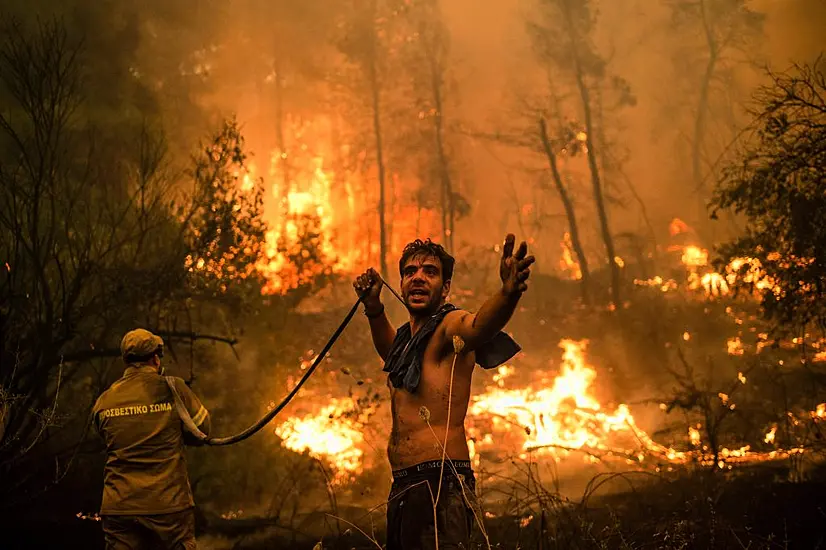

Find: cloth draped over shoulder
382;303;521;393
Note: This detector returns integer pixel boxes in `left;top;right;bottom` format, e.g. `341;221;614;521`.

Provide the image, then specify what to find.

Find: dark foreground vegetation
6;462;825;549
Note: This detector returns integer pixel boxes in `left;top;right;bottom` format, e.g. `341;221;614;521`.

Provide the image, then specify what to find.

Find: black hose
171;294;365;446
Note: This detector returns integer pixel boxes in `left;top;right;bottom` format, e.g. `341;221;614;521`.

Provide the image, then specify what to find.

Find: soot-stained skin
384;327;476;468
354;234;534;469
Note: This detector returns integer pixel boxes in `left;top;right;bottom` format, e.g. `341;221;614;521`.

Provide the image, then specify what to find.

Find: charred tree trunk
562;1;621;308
273;57;290;238
430;61;454;252
273;58;289;190
693;54;716;197
594;84;659;260
419;8;454;252
367;7;388;279
387;172;396;258
693;0;718;234
538;118;591;304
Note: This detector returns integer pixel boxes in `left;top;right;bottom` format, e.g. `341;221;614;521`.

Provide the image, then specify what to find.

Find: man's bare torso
387;312;476;470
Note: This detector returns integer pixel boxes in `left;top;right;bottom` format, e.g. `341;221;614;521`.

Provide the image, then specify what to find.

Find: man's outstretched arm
445;234;534;352
354;268;396;361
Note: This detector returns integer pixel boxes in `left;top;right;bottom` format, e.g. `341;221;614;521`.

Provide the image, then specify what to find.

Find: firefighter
92;328;210;550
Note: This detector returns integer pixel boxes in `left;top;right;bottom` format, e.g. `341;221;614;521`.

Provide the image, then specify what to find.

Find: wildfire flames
252;119;361;294
273;338;824;481
219;116;445;295
174;115;818;479
468;340;651;461
559;233;582;280
273;397;369;483
263;217;824;482
646;221;782;300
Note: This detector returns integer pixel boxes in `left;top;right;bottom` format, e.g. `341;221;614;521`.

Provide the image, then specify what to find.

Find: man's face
400;253;450;315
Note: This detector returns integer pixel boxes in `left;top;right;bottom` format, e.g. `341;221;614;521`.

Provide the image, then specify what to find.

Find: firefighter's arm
173;378;211;445
90;399;104;438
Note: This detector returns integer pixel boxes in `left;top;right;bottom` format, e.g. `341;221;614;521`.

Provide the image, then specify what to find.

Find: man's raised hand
353;268;384;312
499;234;535;296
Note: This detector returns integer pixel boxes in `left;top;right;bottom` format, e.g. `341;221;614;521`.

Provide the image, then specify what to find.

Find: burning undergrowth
263;232;823;483
269;334;824;494
192;221;825;548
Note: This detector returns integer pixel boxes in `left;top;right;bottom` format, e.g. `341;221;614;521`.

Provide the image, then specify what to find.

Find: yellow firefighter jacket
93;365;210;515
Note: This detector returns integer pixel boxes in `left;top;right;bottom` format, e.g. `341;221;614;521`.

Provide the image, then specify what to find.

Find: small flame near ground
273;397;370;484
559;232;582;280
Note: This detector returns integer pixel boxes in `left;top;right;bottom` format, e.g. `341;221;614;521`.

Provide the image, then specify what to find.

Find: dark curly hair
398;239;455;282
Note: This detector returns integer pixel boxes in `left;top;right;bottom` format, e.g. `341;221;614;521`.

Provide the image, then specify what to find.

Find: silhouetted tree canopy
711;59;826;335
0;18;267;505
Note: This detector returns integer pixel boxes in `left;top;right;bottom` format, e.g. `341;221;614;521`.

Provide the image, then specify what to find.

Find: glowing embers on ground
468;340;688;465
273;396;369;483
631;218;787;299
685;254;781;299
634;242;779;299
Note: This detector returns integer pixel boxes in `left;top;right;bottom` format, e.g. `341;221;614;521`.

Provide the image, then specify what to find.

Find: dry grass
203;456;826;550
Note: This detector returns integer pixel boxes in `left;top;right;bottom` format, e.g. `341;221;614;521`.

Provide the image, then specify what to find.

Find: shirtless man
353;234;534;549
